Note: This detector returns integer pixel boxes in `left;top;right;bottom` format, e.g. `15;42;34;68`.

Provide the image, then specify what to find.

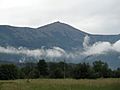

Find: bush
0;64;18;80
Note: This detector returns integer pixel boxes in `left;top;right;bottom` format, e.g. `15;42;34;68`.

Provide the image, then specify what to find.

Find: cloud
0;0;120;34
0;46;66;60
83;36;120;56
83;35;90;49
0;35;120;63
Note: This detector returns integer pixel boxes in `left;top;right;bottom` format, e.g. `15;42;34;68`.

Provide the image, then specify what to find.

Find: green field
0;78;120;90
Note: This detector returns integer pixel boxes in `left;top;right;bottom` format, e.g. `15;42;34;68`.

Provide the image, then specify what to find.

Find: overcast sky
0;0;120;34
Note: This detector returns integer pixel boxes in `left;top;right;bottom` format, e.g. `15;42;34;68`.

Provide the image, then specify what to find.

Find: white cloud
0;36;120;62
0;0;120;34
0;46;65;59
83;36;120;56
83;35;90;49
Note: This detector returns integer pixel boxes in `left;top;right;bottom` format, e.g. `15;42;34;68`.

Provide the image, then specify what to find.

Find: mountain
0;22;87;50
0;21;120;69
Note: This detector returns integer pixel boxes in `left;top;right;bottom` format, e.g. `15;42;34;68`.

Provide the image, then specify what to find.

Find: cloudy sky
0;0;120;34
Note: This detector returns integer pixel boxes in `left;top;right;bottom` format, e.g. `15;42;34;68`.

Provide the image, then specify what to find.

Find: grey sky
0;0;120;34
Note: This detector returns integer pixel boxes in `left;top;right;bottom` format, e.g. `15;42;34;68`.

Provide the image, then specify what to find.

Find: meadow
0;78;120;90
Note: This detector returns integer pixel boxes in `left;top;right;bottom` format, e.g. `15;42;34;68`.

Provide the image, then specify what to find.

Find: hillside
0;21;120;69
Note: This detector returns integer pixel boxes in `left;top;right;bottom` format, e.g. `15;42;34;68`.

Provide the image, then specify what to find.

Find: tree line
0;60;120;80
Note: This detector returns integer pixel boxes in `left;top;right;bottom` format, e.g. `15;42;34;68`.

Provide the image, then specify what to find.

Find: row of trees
0;60;120;80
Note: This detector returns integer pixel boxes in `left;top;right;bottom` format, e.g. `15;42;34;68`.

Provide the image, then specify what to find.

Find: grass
0;78;120;90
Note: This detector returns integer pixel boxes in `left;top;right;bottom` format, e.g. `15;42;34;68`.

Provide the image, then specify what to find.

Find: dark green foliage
48;62;65;78
37;60;48;77
20;62;39;79
0;60;119;80
72;63;92;79
93;61;111;78
50;68;64;78
114;68;120;78
0;64;18;80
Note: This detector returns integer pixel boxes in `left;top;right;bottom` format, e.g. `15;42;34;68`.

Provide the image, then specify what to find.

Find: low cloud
0;46;66;61
83;36;120;56
0;35;120;62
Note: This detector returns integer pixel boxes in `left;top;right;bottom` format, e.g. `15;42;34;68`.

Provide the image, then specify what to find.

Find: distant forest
0;60;120;80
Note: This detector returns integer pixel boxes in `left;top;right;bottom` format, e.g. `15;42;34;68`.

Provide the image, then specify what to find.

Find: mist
0;46;66;62
83;36;120;56
0;35;120;62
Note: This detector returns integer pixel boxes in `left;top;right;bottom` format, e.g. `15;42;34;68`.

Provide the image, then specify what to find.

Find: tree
114;68;120;78
37;59;48;77
0;64;18;80
93;61;111;78
20;62;39;79
50;68;64;78
73;63;91;79
49;62;64;78
57;61;67;78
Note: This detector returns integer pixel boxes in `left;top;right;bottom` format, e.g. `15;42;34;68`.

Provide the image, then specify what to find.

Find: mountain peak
54;21;61;23
50;21;64;26
41;21;73;29
37;21;88;35
51;21;65;26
